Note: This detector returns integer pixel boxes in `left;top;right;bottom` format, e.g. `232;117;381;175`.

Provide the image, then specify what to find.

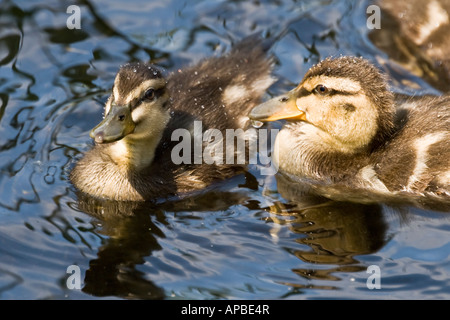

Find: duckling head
90;62;170;170
250;56;396;154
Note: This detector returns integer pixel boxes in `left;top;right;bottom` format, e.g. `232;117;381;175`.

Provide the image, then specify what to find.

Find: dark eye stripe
332;90;356;96
297;87;312;98
154;87;166;98
297;86;356;99
312;88;355;97
129;87;167;110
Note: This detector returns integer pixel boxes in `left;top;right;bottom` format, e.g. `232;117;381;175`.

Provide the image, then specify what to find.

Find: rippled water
1;0;449;300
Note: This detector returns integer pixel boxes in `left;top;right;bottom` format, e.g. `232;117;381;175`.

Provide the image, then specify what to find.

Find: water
1;0;449;300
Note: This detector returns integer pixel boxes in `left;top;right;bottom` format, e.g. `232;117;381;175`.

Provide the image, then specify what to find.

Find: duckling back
374;94;450;195
167;35;275;130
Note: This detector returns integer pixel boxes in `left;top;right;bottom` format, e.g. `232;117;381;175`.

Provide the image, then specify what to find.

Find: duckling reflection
76;196;165;299
74;176;255;299
369;0;450;92
268;174;388;270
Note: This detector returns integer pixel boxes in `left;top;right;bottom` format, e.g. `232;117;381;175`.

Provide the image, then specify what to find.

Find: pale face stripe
113;76;121;102
123;79;162;105
301;76;362;94
112;78;166;106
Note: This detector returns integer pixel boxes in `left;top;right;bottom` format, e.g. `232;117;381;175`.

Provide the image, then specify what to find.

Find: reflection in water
74;178;254;299
73;165;393;297
260;174;389;289
77;198;166;299
74;193;168;299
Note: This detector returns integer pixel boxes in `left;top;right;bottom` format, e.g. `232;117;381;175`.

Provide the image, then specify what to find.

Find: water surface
0;0;449;300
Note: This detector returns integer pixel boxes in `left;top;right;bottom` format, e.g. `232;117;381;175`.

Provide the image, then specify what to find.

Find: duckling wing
375;94;450;195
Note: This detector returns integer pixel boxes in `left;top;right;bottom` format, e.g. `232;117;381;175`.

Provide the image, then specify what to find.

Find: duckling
249;56;450;201
369;0;450;92
70;36;274;201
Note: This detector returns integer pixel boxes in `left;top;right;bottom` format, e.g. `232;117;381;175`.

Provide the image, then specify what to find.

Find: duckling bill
249;56;450;201
70;36;275;201
90;104;135;143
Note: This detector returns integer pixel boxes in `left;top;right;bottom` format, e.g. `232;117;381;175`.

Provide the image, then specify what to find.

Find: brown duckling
70;36;274;201
369;0;450;92
249;56;450;202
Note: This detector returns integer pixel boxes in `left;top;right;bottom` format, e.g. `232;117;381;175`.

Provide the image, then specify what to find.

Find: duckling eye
143;88;155;101
315;84;329;95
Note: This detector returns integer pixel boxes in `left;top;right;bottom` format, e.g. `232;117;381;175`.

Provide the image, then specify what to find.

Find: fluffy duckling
70;36;274;201
249;56;450;201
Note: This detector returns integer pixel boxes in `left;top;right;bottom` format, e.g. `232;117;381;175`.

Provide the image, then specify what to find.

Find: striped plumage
249;56;450;203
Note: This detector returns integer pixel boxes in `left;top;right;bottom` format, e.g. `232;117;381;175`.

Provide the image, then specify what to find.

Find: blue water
0;0;449;300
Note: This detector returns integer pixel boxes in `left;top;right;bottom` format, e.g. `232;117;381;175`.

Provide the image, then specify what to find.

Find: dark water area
0;0;449;300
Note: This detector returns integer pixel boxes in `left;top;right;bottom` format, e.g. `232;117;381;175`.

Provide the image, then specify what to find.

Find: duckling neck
106;107;171;173
106;135;162;173
274;123;369;180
